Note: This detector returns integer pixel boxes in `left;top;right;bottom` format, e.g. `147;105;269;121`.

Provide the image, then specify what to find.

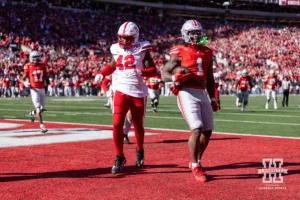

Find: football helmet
117;21;139;49
29;51;41;63
270;69;275;75
242;69;248;77
181;20;203;45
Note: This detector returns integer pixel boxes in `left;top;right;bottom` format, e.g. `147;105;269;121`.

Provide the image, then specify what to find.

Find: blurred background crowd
0;0;299;98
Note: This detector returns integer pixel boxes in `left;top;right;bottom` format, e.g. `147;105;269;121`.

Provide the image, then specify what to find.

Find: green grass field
0;95;300;137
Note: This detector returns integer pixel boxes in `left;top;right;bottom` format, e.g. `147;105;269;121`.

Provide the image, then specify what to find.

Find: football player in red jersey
147;74;162;113
235;69;253;112
162;19;218;182
265;69;279;109
22;51;49;133
94;22;156;174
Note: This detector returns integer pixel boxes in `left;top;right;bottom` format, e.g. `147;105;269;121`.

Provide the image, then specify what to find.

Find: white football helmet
29;51;41;63
237;71;242;76
270;69;275;75
181;20;203;44
242;69;248;77
117;21;139;49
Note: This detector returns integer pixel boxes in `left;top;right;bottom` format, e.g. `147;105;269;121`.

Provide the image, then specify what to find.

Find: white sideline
3;119;300;140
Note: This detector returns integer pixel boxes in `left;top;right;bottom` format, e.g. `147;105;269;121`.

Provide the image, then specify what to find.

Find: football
171;66;190;75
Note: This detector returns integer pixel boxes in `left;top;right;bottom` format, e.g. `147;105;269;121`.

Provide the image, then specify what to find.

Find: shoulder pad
110;43;121;55
169;45;185;57
139;41;152;52
202;46;212;54
24;63;30;70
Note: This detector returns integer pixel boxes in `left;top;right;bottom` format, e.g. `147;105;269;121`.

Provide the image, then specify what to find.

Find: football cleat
104;104;111;108
29;111;35;122
124;135;131;144
188;162;207;175
192;166;207;182
111;155;126;174
152;107;157;113
136;149;144;168
40;127;48;133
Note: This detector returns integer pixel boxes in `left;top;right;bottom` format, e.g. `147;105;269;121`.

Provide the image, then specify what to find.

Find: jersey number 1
197;58;204;76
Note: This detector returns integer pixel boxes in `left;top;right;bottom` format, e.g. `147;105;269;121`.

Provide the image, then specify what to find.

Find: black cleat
124;135;131;144
111;155;126;174
104;104;111;108
40;128;48;133
29;111;35;122
136;149;144;168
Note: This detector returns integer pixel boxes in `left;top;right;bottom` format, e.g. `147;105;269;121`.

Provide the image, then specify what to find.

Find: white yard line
3;118;300;140
1;108;300;127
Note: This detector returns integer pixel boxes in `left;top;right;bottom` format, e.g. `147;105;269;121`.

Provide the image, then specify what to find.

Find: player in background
265;69;279;109
235;69;253;112
102;75;113;108
162;19;218;182
235;71;242;106
95;22;156;174
22;51;49;133
213;65;223;111
147;73;162;113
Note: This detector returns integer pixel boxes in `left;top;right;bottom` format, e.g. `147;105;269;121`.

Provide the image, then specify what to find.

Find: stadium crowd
0;2;299;98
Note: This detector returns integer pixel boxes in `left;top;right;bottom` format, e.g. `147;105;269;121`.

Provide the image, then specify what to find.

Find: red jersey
147;75;162;90
265;75;277;90
24;63;47;89
169;45;213;86
239;76;252;91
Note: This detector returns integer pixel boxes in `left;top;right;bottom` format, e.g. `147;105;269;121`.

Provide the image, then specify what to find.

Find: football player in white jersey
95;22;156;174
236;71;242;106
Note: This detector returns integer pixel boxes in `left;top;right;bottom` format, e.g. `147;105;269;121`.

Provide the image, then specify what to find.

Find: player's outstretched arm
95;58;116;82
162;56;181;82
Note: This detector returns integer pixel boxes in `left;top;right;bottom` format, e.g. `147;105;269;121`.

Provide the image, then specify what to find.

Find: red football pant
113;90;146;156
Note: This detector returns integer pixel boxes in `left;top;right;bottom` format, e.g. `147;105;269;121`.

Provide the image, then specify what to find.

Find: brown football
171;66;190;75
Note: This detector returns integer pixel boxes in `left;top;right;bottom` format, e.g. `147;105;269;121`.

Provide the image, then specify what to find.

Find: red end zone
0;119;299;200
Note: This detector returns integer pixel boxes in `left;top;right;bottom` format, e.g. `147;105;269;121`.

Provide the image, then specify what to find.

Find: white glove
24;81;30;87
95;74;103;83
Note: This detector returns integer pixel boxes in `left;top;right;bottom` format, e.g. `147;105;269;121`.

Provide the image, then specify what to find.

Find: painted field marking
1;109;300;126
2;119;300;140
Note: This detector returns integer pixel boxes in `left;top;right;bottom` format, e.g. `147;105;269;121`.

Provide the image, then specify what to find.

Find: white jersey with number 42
110;41;152;98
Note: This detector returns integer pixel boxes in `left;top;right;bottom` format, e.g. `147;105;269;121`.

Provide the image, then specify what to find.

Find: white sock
124;118;132;136
40;124;45;129
192;163;199;168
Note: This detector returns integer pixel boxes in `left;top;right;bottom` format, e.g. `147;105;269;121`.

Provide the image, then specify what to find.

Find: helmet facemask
118;35;136;49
